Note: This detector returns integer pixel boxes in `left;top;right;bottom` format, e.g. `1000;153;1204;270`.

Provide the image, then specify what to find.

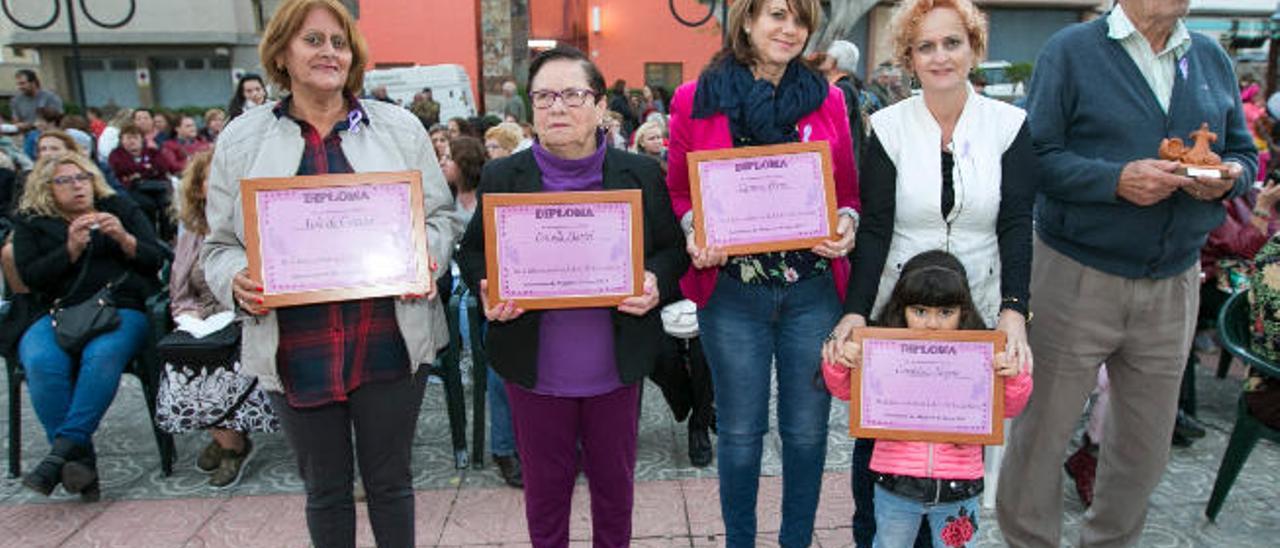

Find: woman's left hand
812;215;855;259
996;309;1033;376
617;271;659;317
400;256;439;302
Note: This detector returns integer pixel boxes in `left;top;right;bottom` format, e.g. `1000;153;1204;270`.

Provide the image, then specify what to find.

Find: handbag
155;321;241;370
50;244;129;354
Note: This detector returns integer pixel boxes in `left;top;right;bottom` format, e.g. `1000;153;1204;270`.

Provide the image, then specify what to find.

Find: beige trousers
996;236;1198;548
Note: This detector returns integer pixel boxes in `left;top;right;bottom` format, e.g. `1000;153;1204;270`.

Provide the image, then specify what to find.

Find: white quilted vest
868;89;1026;327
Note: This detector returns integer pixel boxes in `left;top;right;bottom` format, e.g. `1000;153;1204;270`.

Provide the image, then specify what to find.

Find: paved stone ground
0;348;1277;547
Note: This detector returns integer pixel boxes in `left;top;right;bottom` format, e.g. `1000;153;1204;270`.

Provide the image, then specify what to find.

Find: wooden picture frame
482;190;644;310
241;171;430;308
687;141;838;256
849;327;1008;445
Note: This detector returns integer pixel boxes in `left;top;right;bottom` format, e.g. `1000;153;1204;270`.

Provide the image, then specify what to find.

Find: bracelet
1254;207;1272;219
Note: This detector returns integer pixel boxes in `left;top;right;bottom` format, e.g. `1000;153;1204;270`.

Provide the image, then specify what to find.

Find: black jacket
458;147;688;389
12;194;165;311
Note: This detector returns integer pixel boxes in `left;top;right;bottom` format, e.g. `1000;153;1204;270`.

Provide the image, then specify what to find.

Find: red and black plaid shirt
272;96;411;408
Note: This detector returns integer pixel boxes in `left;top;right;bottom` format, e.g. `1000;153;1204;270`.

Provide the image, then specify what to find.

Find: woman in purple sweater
458;46;687;547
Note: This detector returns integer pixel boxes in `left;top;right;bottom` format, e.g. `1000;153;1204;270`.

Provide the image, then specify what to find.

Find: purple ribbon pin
1179;57;1189;80
347;109;363;134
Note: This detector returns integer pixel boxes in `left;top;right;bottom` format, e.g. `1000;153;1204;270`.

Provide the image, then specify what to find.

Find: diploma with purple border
482;190;644;310
849;328;1007;445
241;171;430;308
688;141;837;255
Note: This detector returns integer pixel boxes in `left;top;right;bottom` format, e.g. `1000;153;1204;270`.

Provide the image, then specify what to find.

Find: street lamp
2;0;136;110
669;0;728;46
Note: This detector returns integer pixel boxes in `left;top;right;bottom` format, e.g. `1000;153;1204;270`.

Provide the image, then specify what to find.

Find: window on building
644;63;682;93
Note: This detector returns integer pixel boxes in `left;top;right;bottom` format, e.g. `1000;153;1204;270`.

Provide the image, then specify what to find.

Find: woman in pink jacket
824;250;1031;547
665;0;859;545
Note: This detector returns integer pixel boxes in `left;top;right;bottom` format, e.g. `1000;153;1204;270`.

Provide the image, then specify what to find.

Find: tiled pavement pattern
1;348;1277;547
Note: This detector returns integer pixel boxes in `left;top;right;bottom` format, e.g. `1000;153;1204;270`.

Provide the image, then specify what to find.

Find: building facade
4;0;1273;113
0;0;286;109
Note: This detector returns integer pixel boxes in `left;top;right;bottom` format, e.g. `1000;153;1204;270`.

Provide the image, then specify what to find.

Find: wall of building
356;0;482;105
584;0;722;91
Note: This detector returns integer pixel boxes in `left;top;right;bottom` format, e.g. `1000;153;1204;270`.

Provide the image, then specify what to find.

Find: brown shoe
209;438;254;489
196;440;221;473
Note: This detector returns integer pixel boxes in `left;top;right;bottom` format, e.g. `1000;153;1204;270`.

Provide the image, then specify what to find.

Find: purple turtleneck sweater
529;137;622;397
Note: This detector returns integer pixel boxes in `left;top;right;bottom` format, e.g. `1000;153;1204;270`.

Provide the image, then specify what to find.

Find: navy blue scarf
692;55;828;146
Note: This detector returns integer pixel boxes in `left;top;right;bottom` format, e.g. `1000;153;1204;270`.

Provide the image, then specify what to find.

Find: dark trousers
686;337;716;431
128;183;174;241
507;382;641;548
270;370;427;548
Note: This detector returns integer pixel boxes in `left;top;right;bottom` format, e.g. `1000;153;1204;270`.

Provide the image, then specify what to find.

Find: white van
363;64;477;123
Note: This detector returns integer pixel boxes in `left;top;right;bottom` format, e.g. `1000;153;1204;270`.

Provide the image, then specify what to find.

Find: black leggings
270;370;427;548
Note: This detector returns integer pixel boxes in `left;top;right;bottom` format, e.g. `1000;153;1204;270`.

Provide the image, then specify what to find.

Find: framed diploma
241;171;430;308
483;190;644;310
849;328;1007;445
687;141;837;255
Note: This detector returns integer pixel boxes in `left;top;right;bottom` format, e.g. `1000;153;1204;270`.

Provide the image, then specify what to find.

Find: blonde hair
107;109;134;129
484;123;522;153
259;0;369;96
630;121;667;154
203;108;226;124
36;130;84;156
889;0;988;78
18;153;116;218
724;0;823;66
172;149;214;235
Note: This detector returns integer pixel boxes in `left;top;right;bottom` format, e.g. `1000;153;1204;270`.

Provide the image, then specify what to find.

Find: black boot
21;437;79;496
61;442;98;497
688;424;713;468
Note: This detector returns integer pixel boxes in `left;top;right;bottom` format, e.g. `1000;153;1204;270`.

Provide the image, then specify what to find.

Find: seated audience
155;150;278;488
107;124;173;240
12;152;164;501
159;114;211;174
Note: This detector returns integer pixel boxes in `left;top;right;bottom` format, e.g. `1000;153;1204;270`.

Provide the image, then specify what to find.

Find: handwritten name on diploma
495;202;633;299
697;150;829;249
860;338;993;434
257;182;417;294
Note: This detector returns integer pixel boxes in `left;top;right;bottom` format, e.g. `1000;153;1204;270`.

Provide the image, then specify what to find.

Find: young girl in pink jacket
823;250;1032;547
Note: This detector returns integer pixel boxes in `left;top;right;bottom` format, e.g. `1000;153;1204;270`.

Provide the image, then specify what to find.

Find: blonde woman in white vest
818;0;1036;545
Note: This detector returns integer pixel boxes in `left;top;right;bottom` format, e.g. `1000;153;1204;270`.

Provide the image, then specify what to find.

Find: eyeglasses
529;88;596;109
50;172;93;186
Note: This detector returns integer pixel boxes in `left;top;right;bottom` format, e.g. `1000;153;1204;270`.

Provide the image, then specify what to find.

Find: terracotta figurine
1159;123;1223;167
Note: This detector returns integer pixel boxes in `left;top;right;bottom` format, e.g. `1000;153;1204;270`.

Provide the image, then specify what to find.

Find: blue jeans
488;366;516;457
19;310;149;446
873;485;981;548
698;272;839;547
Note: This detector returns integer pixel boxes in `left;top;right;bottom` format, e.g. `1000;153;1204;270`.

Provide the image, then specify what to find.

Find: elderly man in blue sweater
996;1;1256;547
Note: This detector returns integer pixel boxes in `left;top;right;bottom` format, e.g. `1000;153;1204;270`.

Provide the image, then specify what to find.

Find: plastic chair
1205;290;1280;521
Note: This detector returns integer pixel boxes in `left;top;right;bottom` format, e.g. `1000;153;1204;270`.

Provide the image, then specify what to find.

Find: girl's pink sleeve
666;84;694;219
826;86;860;212
1002;371;1034;418
822;360;853;401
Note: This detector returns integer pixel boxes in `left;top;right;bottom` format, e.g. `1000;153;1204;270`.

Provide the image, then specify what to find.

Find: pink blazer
665;80;861;307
